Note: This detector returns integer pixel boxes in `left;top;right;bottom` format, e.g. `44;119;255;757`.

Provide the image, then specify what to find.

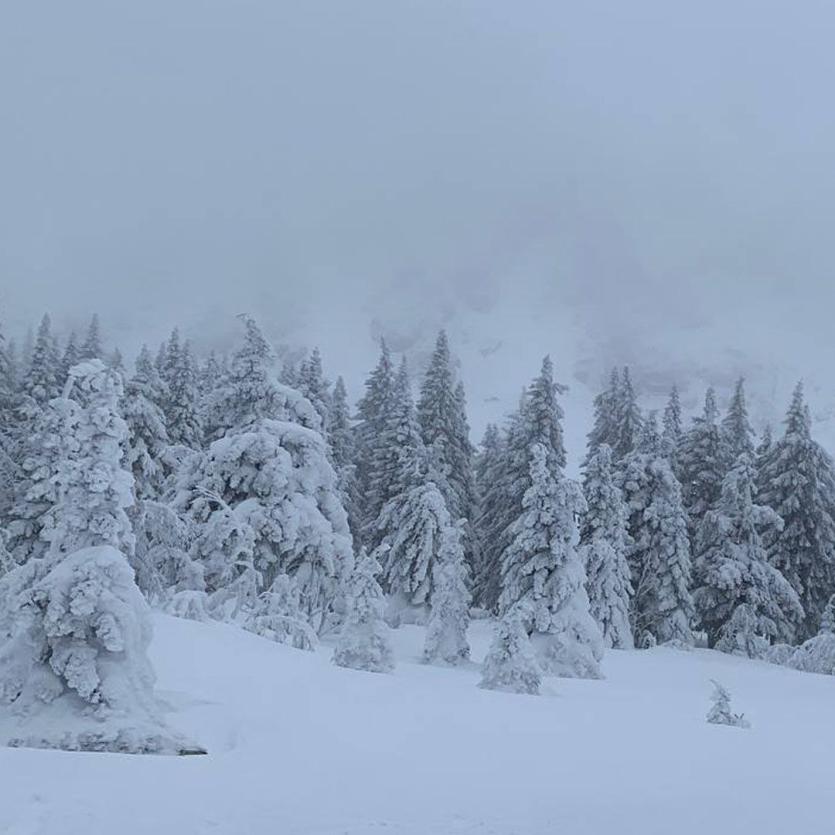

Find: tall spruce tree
355;339;396;538
499;443;602;678
329;376;362;544
620;415;694;645
296;347;331;432
23;314;60;405
612;367;643;461
579;444;634;649
661;385;683;463
416;331;478;573
584;369;621;467
678;387;726;534
363;358;426;550
757;383;835;638
694;454;802;653
79;313;103;360
122;346;170;500
160;331;202;449
722;378;755;462
474;423;507;609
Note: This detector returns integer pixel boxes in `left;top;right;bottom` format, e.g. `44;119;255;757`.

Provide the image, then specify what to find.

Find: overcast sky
3;1;835;456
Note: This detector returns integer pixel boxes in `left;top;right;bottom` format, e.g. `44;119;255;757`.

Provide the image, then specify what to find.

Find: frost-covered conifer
620;415;694;645
661;385;683;465
722;378;755;461
678;387;726;533
79;313;103;360
174;318;351;632
706;680;750;729
500;443;603;678
612;367;643;461
694;454;801;652
329;376;362;544
474;423;508;609
820;594;835;634
374;481;450;615
333;549;394;673
579;445;633;649
39;361;135;558
165;338;203;449
0;360;196;754
122;346;169;500
417;331;478;566
355;339;396;534
249;574;318;651
757;382;835;638
583;369;621;467
23;314;59;405
479;602;541;695
365;358;428;552
296;347;331;432
60;332;80;379
423;521;471;665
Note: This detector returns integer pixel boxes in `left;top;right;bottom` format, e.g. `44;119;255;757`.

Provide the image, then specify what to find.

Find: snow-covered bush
706;679;750;729
479;603;541;695
786;634;835;675
248;574;318;651
333;550;394;674
0;546;201;753
423;522;471;666
166;590;211;623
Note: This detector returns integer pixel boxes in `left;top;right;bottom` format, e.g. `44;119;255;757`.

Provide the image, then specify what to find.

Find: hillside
0;614;831;835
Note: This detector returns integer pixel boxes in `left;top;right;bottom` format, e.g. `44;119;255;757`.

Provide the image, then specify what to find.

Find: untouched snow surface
0;614;832;835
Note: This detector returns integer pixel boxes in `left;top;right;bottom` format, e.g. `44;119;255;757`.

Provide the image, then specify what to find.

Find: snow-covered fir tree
423;521;471;665
364;358;427;549
173;317;352;632
620;414;694;646
60;332;80;379
694;454;802;654
79;313;103;360
479;601;541;695
722;377;755;461
0;359;196;753
355;339;397;539
329;375;362;545
579;444;634;649
612;367;643;461
661;384;683;464
296;347;331;432
757;382;835;639
374;480;453;618
333;549;394;673
22;314;60;405
38;361;135;558
583;369;621;467
473;422;508;609
416;331;479;569
499;442;603;678
163;335;203;450
677;387;726;533
706;680;750;728
122;346;170;500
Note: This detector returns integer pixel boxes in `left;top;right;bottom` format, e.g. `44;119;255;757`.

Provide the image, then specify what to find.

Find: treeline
1;311;835;691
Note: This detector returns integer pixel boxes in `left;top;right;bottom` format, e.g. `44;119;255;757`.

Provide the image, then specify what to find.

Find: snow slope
0;614;832;835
